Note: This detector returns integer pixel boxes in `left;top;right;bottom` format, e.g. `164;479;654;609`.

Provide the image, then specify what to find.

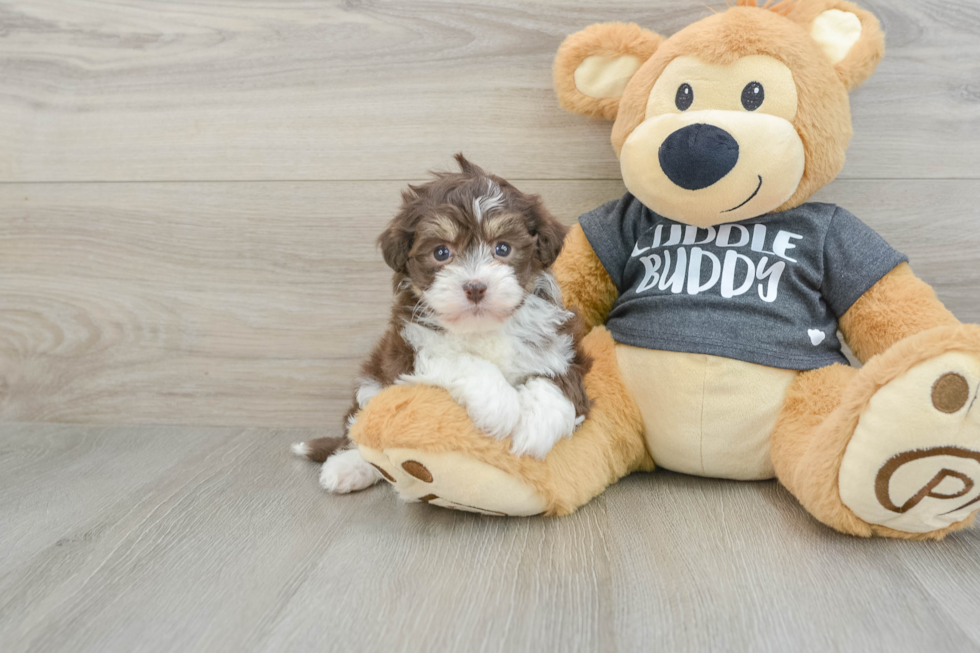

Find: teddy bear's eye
675;83;693;111
741;82;765;111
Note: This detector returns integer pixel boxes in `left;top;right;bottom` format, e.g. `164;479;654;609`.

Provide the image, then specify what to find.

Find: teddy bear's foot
358;446;548;516
839;350;980;534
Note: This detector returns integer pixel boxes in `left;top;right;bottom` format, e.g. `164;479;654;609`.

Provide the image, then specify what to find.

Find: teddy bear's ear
554;22;662;120
793;0;885;90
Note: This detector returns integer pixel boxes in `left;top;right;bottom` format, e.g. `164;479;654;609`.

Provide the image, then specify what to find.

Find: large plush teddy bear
350;0;980;539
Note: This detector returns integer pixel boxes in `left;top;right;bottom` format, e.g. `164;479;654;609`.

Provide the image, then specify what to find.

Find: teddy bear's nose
658;123;740;191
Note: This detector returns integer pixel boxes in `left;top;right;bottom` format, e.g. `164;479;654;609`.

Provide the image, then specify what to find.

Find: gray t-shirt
579;194;907;370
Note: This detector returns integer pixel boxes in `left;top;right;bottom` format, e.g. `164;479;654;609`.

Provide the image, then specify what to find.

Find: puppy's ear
529;199;568;268
554;22;662;120
378;221;413;273
378;188;418;273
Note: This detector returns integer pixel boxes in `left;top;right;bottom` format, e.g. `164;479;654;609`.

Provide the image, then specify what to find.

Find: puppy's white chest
461;333;518;379
441;331;520;381
402;323;522;383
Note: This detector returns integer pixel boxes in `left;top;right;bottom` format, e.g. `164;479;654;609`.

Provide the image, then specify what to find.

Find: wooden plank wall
1;0;979;427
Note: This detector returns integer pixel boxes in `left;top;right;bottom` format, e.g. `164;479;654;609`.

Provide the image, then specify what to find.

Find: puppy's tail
290;436;349;463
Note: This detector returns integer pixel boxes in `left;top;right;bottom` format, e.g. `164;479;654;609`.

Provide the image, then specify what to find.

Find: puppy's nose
659;123;739;190
463;281;487;304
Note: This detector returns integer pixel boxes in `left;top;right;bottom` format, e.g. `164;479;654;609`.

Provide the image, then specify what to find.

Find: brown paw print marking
370;463;395;483
875;446;980;515
416;492;509;516
932;372;970;413
401;460;433;483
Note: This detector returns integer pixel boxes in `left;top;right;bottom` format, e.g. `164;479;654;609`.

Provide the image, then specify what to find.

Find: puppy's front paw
465;385;522;439
510;378;577;459
319;450;383;493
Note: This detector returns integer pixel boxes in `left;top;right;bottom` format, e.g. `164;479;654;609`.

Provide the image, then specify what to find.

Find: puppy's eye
433;245;452;262
675;83;693;111
494;243;512;257
741;82;764;111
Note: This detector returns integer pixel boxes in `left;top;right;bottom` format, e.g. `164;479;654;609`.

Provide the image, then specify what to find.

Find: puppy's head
379;154;567;334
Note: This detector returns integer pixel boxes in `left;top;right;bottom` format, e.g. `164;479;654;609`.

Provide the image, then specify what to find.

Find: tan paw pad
840;352;980;533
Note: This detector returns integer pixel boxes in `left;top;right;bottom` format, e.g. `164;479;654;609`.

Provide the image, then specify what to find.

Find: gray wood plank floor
2;422;980;653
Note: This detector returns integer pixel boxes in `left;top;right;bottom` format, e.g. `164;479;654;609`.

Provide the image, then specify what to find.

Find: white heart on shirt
808;329;826;346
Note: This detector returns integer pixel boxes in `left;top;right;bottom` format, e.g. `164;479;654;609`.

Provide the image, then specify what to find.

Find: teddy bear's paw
357;446;547;517
839;351;980;534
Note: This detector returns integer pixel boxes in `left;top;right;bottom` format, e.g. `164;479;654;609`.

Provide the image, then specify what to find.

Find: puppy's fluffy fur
293;155;591;493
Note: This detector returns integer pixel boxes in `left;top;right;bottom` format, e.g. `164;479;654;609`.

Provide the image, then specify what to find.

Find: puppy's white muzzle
423;245;525;334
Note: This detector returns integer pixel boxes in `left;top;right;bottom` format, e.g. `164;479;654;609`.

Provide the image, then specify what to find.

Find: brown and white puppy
293;154;592;493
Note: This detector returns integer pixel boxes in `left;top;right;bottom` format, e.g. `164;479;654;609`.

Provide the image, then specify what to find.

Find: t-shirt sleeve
821;206;908;318
578;194;640;291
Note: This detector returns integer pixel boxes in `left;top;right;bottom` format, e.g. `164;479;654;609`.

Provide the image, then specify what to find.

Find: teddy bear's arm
838;263;960;363
552;225;619;330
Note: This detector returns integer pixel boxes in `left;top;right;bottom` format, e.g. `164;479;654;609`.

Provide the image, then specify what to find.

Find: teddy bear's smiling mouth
722;175;763;213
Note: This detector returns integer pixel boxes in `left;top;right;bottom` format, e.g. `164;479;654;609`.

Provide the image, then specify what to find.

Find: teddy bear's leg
772;325;980;539
771;363;867;533
349;327;653;516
